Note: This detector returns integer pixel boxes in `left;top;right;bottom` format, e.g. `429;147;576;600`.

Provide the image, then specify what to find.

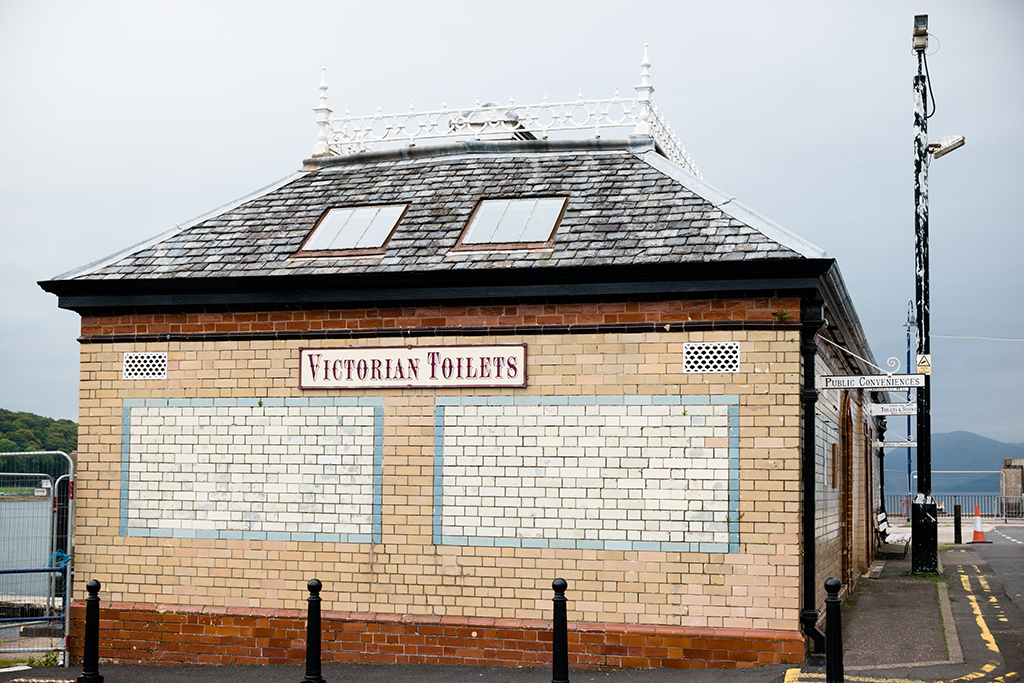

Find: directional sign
820;374;925;390
874;441;917;449
867;403;917;416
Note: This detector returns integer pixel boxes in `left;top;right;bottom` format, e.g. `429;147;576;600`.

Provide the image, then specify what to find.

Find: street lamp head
928;135;966;159
913;15;929;52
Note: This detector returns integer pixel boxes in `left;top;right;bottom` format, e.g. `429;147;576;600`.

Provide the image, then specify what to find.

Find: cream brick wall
75;330;807;631
812;347;872;604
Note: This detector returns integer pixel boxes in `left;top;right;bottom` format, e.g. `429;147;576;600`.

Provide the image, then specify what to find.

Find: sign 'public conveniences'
300;344;527;389
820;374;925;391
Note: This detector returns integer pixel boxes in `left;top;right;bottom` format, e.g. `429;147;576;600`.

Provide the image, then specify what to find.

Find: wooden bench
876;511;911;557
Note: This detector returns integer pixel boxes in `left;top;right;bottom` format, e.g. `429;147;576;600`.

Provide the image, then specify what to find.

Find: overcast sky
2;1;1022;445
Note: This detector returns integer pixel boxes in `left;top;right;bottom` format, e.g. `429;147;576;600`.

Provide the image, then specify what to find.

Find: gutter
40;259;837;315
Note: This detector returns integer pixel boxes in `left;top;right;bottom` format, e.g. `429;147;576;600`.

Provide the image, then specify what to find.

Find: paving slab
841;553;952;668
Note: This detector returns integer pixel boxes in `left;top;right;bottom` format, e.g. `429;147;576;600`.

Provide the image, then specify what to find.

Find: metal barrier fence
0;565;69;657
884;493;1024;521
0;452;74;665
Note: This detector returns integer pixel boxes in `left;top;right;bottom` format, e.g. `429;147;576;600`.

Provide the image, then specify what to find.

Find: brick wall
78;298;801;340
72;307;816;667
68;602;804;668
812;346;872;607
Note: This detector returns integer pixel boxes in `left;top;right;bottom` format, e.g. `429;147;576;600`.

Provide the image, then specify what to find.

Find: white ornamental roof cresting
311;45;702;180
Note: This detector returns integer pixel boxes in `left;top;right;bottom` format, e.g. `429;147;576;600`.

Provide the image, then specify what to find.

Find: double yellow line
959;567;998;655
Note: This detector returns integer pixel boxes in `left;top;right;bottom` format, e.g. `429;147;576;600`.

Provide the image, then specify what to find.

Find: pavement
2;520;1021;683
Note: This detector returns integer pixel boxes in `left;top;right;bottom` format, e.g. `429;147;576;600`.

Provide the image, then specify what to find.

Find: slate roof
57;138;825;283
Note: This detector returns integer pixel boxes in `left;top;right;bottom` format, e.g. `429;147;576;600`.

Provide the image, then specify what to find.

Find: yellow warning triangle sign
916;354;931;374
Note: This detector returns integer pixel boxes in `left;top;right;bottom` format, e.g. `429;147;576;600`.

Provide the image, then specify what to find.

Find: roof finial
639;44;652;90
312;67;333;156
633;44;654;137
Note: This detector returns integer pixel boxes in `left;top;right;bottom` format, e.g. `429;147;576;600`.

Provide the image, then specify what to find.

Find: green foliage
0;408;76;475
27;650;61;667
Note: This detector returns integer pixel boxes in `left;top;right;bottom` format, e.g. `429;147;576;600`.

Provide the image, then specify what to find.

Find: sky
1;1;1022;445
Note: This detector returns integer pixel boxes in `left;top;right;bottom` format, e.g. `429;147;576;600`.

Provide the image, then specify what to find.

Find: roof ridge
303;138;655;170
639;150;827;259
49;171;307;281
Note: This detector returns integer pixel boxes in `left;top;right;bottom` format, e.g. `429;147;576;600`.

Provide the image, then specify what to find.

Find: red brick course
80;299;801;339
68;603;805;669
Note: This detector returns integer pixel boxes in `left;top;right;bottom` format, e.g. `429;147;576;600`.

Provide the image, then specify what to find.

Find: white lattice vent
683;342;741;374
123;352;167;380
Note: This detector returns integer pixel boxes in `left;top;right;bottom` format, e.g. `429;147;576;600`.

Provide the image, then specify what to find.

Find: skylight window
300;204;407;253
461;197;567;246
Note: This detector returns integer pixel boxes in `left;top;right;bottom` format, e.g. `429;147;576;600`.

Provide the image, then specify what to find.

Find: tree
10;428;42;451
0;409;76;475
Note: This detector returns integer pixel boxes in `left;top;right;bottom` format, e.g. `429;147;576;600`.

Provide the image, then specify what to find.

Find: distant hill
931;431;1024;493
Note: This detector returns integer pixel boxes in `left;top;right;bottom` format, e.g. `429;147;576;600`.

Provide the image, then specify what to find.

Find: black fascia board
40;258;837;315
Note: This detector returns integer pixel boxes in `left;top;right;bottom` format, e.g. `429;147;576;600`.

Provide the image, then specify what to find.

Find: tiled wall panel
433;396;740;552
120;398;383;543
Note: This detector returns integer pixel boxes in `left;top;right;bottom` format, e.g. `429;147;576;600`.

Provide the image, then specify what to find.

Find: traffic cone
969;504;991;543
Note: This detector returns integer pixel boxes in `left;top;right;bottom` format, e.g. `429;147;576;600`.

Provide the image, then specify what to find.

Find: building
41;52;885;669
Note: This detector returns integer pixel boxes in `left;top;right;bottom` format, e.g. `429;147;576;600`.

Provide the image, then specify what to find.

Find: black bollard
824;578;843;683
301;579;325;683
552;578;569;683
77;579;103;683
954;504;962;544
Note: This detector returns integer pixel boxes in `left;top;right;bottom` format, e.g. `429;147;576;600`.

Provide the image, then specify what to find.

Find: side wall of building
71;299;815;667
812;343;875;608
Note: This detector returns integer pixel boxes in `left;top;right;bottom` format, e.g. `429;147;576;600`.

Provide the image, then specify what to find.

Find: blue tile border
372;405;383;544
432;405;445;546
119;397;383;543
119;406;131;536
433;395;740;553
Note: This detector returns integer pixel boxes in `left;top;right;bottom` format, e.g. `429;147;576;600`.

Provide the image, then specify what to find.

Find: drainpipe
878;417;887;514
800;298;826;653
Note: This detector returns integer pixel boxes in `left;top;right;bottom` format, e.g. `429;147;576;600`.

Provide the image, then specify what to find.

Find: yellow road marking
962;575;972;591
943;662;999;682
783;663;1009;683
978;576;991;592
967;594;1000;653
784;672;930;683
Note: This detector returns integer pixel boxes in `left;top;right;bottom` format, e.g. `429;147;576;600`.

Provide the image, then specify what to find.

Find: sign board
874;441;917;449
300;344;527;389
820;374;925;390
867;402;917;416
917;354;932;375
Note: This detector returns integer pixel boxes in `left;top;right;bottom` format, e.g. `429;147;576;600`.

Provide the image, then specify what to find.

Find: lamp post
906;299;915;502
910;14;964;574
